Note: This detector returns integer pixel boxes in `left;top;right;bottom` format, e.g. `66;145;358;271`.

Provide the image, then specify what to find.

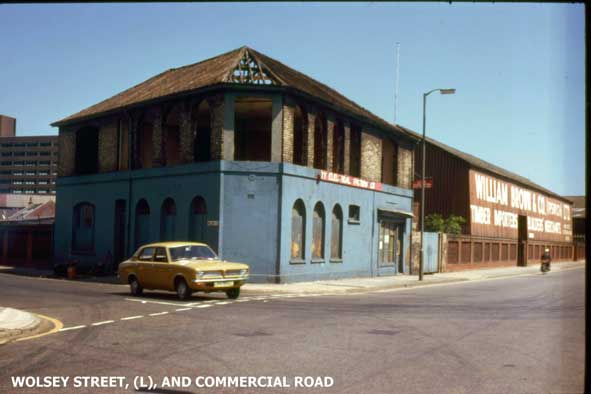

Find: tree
424;213;465;234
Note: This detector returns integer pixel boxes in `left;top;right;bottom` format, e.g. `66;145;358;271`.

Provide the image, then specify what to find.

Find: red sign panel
412;179;433;189
318;170;383;191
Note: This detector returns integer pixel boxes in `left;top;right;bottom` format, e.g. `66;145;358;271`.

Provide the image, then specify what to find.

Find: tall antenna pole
394;42;400;124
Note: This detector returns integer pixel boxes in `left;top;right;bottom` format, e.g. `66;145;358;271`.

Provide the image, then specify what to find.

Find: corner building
52;47;419;282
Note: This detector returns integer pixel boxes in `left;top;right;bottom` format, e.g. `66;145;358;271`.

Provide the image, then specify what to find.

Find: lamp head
440;89;456;95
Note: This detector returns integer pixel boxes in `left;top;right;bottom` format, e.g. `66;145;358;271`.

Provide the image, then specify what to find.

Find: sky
0;3;585;195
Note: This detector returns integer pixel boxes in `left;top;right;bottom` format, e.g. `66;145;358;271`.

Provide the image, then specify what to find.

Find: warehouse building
407;131;575;271
51;47;419;282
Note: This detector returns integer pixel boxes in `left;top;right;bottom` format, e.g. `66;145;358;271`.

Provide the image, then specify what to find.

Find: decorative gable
227;50;280;86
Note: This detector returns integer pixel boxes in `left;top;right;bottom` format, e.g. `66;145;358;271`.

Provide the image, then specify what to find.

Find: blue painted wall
54;161;414;283
278;163;413;283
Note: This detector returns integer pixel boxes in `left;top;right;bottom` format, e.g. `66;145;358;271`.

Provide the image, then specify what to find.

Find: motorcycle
540;260;551;273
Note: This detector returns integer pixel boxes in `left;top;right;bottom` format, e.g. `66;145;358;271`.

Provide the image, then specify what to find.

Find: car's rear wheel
175;278;191;300
129;276;143;296
226;288;240;299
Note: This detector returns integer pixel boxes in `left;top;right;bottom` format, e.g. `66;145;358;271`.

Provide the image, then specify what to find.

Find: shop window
134;199;150;249
312;202;325;261
349;125;361;177
164;106;181;166
160;198;176;241
291;200;306;262
381;139;398;186
235;97;272;161
293;105;307;166
331;205;343;260
75;126;99;175
193;100;212;162
313;113;327;170
135;120;153;169
348;205;360;223
189;196;207;242
333;121;345;173
72;202;95;253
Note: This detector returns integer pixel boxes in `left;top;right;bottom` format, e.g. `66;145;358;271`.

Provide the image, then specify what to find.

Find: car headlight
196;271;204;278
240;269;248;276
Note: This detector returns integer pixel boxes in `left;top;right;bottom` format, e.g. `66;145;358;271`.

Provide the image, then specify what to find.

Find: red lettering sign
318;171;383;191
412;179;433;189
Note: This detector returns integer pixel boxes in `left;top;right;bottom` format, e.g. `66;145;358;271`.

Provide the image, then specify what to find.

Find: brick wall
98;121;118;173
306;112;316;166
326;117;334;171
397;146;413;189
178;105;193;164
58;127;76;177
343;123;351;175
208;95;224;161
151;110;163;167
360;130;382;182
282;102;294;163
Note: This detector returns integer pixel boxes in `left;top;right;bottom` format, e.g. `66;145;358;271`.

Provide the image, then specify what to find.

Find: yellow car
118;242;249;300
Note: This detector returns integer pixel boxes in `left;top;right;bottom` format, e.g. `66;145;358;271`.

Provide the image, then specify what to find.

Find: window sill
348;219;360;225
330;259;343;263
289;259;306;265
311;259;325;264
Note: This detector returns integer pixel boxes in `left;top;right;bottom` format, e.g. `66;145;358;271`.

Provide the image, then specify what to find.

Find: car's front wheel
175;278;191;300
129;276;143;296
226;288;240;299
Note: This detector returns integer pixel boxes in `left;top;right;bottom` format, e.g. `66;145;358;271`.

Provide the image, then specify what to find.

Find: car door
152;247;174;290
136;247;156;289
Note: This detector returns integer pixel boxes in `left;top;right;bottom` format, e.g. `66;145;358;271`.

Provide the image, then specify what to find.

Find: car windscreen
169;245;218;262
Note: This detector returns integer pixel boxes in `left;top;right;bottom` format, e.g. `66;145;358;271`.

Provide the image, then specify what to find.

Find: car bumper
190;277;248;291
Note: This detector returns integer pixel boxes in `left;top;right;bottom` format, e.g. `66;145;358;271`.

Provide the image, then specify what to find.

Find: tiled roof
397;125;572;204
51;47;417;142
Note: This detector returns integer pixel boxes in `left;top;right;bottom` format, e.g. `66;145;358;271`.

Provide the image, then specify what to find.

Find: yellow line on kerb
15;313;64;342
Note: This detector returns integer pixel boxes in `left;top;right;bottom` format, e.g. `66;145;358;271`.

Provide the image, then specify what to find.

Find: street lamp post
420;88;455;281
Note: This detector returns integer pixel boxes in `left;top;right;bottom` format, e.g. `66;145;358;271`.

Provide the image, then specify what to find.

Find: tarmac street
0;265;584;394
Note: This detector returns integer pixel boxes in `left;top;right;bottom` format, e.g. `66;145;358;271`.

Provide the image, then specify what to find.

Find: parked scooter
540;248;551;273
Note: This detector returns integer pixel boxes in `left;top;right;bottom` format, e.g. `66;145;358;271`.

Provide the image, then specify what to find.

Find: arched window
160;198;176;241
75;127;99;175
293;105;307;166
331;205;343;260
313;113;327;170
134;199;150;249
193;100;212;162
312;202;325;260
164;106;181;166
72;202;95;252
189;196;207;242
333;121;345;174
291;200;306;260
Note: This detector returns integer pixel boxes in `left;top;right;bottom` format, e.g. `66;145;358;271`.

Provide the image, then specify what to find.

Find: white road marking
235;299;250;302
59;325;86;332
195;304;212;308
125;298;191;307
215;301;231;305
121;315;143;321
92;320;114;326
149;312;169;316
175;308;191;312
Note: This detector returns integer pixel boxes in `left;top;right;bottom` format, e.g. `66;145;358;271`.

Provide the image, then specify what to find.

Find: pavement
0;259;584;345
0;307;41;345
